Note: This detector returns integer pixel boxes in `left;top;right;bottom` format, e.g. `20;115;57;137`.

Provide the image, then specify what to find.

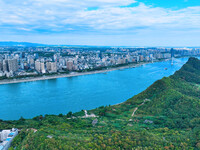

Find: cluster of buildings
0;47;200;78
0;128;18;150
0;58;18;77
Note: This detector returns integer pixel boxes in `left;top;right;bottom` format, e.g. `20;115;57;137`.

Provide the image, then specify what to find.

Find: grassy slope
2;57;200;150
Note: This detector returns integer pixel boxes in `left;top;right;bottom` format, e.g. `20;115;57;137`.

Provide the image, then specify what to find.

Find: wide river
0;57;198;120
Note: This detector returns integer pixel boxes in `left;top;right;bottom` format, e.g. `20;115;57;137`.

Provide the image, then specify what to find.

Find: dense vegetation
1;57;200;150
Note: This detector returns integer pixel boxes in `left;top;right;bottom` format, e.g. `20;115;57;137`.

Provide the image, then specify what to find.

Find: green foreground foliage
1;57;200;150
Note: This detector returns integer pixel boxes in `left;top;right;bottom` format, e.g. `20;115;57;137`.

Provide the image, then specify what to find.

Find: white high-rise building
40;62;46;74
35;60;41;72
51;62;57;72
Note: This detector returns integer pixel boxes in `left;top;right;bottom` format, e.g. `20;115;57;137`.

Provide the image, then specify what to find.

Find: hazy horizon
1;41;200;48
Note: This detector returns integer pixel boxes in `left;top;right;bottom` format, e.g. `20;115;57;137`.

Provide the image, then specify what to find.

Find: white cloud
17;27;32;31
62;3;200;30
33;0;136;7
0;0;199;35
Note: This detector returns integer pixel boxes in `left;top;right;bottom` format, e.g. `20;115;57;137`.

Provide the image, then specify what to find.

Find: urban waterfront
0;57;198;120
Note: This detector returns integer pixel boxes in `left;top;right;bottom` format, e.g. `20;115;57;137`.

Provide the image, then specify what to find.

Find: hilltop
1;57;200;149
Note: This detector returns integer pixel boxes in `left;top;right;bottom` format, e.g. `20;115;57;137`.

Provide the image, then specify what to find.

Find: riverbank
0;62;151;85
0;57;191;120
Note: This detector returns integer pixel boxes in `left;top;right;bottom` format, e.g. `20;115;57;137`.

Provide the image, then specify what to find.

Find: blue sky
0;0;199;46
138;0;199;9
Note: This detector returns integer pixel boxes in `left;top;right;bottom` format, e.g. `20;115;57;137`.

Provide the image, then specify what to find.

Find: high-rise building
20;60;24;70
67;60;73;71
3;60;8;72
171;48;175;58
46;62;51;72
7;59;18;72
0;60;3;71
35;60;46;73
21;52;25;58
40;62;46;74
35;60;41;72
51;62;57;72
46;62;57;73
139;55;144;62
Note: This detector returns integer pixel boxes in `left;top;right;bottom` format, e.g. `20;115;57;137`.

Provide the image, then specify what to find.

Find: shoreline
0;62;151;85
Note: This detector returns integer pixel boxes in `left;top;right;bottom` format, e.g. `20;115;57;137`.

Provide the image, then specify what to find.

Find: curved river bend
0;57;197;120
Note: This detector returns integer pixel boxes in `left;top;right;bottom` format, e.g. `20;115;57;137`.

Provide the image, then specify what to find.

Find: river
0;57;197;120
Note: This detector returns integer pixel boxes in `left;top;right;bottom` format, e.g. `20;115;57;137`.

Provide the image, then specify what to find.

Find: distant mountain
0;41;111;48
0;41;46;47
1;57;200;149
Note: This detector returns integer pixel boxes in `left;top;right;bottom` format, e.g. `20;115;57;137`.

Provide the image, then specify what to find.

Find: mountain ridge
0;41;46;47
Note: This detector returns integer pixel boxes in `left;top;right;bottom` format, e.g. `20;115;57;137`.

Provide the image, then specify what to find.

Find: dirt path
131;99;150;117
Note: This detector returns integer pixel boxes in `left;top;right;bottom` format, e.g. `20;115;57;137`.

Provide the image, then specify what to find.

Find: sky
0;0;200;46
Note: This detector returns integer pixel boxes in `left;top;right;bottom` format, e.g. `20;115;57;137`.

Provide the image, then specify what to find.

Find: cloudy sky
0;0;199;46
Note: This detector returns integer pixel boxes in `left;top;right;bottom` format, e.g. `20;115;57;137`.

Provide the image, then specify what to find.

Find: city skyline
0;0;200;46
0;46;200;79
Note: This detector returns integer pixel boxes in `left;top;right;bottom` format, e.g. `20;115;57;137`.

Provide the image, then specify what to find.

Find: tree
66;111;73;118
19;116;25;122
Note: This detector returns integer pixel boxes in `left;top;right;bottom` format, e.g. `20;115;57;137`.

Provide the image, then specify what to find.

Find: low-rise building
0;128;18;150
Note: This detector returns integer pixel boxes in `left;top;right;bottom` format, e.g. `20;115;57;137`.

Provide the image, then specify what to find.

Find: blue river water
0;57;198;120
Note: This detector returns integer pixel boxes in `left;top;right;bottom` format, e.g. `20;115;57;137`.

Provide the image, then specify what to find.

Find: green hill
1;57;200;150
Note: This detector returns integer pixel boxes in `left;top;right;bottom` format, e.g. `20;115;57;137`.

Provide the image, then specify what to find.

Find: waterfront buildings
0;47;199;78
0;59;18;77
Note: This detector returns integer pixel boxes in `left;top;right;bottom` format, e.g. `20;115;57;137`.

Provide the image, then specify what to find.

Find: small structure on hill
92;119;98;126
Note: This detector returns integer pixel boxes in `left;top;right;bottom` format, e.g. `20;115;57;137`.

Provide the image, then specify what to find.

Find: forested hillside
1;57;200;150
